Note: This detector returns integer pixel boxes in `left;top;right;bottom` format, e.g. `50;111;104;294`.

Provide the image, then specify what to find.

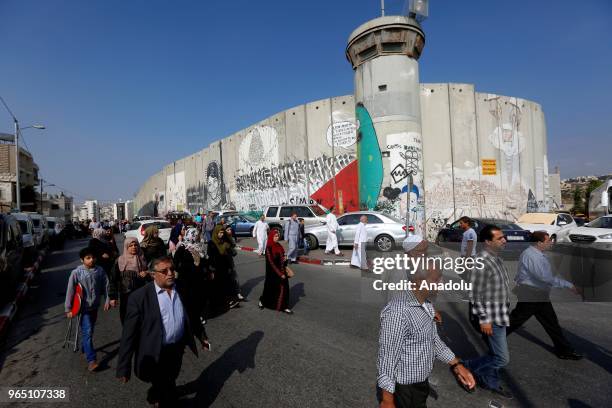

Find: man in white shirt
324;206;344;256
252;215;270;256
350;215;368;270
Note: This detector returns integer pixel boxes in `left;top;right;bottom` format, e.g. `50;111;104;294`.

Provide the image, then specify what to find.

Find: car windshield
310;206;326;216
242;215;257;222
586;217;612;229
382;214;403;224
489;220;522;230
129;222;141;231
18;221;28;233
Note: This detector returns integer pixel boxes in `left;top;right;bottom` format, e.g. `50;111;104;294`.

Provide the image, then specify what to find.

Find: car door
365;214;384;241
557;214;575;240
337;214;361;244
448;220;464;242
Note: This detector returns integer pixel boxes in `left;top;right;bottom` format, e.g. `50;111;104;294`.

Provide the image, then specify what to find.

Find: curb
0;249;46;339
236;245;352;267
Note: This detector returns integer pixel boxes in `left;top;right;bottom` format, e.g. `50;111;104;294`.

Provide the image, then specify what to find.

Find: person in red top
258;230;293;314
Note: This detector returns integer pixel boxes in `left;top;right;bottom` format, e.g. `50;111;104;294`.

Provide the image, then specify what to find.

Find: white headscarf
178;227;205;266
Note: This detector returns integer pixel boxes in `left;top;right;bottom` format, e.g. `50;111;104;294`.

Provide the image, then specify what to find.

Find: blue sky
1;0;611;202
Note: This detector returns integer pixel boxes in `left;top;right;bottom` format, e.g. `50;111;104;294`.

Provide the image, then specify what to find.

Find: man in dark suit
116;255;210;407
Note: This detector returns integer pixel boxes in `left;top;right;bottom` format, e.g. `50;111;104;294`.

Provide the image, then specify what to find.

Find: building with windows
0;143;39;212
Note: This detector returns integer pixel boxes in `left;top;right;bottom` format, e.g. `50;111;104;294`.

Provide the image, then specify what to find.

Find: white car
516;213;576;243
13;212;36;249
124;219;173;245
564;216;612;247
26;213;48;248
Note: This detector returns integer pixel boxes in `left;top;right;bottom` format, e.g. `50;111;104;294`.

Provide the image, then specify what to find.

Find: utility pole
14;120;21;211
405;148;413;237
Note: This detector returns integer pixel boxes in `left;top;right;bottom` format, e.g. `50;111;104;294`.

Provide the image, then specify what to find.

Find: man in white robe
351;215;368;270
324;207;343;256
252;215;269;256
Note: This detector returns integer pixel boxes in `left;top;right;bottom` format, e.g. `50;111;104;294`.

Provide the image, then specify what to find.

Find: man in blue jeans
465;225;513;399
65;247;112;372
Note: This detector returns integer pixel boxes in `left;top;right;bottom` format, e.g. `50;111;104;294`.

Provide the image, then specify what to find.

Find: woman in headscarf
259;229;292;314
206;224;236;314
89;228;117;277
140;225;167;264
224;225;245;302
109;237;149;323
174;227;208;323
168;219;184;254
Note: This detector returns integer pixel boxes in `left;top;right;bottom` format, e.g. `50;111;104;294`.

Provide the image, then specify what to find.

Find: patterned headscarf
141;225;159;248
178;227;205;266
92;228;107;242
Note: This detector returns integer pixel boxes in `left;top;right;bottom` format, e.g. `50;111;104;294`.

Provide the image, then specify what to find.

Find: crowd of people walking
64;212;296;406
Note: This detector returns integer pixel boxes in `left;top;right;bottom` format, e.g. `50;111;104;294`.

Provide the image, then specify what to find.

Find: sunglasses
154;267;175;275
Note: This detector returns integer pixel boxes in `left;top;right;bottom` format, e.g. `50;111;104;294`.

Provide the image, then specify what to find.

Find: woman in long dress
109;237;149;323
206;225;236;315
174;227;208;323
259;229;292;314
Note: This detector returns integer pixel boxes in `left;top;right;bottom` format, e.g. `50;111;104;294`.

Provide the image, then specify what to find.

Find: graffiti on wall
166;171;185;212
205;161;225;209
239;126;280;173
326;121;357;148
356;103;383;210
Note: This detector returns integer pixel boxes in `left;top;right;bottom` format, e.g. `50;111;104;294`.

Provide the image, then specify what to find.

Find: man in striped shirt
465;224;513;399
377;265;475;408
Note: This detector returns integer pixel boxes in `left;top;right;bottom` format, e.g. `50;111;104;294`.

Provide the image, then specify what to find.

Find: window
560;214;573;225
450;220;462;230
338;214;361;225
279;207;294;218
47;221;56;228
295;207;314;218
128;222;141;231
51;204;60;210
32;219;40;227
154;222;171;229
18;221;28;234
266;207;278;217
366;214;383;224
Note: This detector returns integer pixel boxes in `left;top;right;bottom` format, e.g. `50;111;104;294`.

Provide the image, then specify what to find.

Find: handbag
285;266;295;278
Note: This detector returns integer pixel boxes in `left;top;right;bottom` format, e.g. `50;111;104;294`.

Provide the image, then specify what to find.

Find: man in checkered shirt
377;265;475;408
464;224;513;400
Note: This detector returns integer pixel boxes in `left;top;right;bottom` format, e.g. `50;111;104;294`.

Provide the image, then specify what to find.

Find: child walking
65;247;111;371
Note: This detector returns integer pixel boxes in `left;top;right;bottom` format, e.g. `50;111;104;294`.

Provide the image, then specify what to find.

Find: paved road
0;237;611;407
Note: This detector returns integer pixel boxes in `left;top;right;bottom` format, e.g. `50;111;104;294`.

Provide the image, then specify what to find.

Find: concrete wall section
134;84;548;240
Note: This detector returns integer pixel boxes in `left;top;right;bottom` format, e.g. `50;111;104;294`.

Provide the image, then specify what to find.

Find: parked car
26;213;48;248
13;213;37;266
573;216;588;227
166;211;193;226
516;212;576;243
436;217;532;256
304;211;406;252
263;204;328;236
588;178;612;220
46;217;66;249
124;219;173;245
0;213;25;304
226;214;257;237
563;215;612;246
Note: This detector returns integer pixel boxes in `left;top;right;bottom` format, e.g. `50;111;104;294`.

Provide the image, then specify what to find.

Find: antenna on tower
381;0;385;16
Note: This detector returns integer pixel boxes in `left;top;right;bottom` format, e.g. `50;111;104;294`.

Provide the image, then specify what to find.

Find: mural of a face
206;161;223;209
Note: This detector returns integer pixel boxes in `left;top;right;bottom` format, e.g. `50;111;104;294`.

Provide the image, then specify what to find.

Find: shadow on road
240;276;264;298
289;282;306;309
514;328;612;375
177;330;264;407
96;339;121;372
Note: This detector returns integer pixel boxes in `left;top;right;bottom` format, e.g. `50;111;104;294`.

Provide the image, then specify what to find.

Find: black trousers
394;381;430;408
147;343;185;406
507;285;573;354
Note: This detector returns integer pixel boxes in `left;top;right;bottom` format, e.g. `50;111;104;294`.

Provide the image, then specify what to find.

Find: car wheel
375;234;394;252
305;234;318;250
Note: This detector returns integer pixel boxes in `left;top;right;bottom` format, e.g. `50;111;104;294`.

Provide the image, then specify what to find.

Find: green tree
572;186;584;214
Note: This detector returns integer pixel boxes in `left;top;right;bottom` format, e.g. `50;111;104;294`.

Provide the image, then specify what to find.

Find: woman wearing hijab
109;237;149;323
168;219;184;254
89;228;117;277
206;225;237;314
174;227;208;323
140;225;167;263
259;229;293;314
224;225;245;302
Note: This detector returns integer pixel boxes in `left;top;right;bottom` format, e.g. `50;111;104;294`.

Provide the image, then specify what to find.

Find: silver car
303;211;407;252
